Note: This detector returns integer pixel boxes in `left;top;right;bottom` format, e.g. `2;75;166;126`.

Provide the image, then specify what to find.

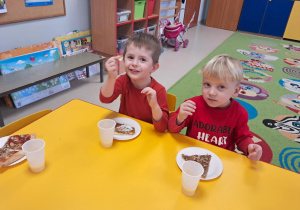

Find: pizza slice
182;153;212;179
114;123;135;135
0;134;36;167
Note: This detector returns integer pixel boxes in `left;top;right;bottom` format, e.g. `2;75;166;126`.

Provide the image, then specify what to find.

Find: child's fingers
248;153;258;161
248;144;262;161
141;87;155;95
179;106;195;117
182;103;196;113
184;100;196;110
248;144;254;153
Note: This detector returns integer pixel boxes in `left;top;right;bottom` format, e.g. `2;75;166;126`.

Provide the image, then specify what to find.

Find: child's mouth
130;69;140;73
208;98;217;102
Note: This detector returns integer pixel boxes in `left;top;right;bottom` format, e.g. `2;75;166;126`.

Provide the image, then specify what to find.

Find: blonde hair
123;33;162;64
200;54;244;82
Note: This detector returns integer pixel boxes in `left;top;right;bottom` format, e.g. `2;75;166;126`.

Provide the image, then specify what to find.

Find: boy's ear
151;63;159;73
233;85;241;97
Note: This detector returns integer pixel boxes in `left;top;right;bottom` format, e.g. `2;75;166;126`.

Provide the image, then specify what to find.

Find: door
260;0;294;37
184;0;201;28
206;0;226;29
221;0;244;31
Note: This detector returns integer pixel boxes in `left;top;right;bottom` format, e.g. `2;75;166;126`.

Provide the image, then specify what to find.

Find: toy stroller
160;8;195;51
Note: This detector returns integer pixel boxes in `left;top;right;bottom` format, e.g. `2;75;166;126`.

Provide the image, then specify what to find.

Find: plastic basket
147;25;157;36
148;0;155;16
117;8;131;23
134;1;146;20
133;28;146;34
117;35;129;54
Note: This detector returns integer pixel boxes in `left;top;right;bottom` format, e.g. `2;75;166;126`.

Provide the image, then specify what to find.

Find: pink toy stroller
160;8;195;51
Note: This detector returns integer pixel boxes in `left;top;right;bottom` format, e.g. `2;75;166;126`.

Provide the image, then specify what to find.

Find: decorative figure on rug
238;81;269;100
279;78;300;94
282;44;300;52
272;94;300;114
282;67;300;79
279;147;300;173
248;45;279;54
243;68;272;83
237;49;278;61
241;59;274;72
263;115;300;143
283;58;300;68
285;51;300;58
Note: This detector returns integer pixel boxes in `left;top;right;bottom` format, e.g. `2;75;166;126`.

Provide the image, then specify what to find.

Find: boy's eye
127;56;134;60
218;85;225;89
140;58;146;62
204;83;210;87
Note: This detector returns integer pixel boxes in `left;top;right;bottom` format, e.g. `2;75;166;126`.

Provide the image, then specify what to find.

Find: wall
0;0;91;53
180;0;209;24
0;0;210;53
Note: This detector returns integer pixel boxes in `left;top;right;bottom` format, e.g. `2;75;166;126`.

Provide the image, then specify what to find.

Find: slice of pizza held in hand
0;134;36;168
182;153;212;179
114;123;135;135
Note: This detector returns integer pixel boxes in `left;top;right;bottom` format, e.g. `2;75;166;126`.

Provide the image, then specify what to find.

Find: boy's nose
209;88;216;95
132;59;138;65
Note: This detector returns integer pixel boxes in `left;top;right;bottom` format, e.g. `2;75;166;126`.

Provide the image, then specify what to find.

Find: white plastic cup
97;119;116;148
181;160;204;196
22;139;45;173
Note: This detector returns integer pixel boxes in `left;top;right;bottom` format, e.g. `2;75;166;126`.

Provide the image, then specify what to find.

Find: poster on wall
25;0;53;7
0;0;7;13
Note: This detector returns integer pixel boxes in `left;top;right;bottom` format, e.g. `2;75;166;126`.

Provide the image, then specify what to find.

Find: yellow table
1;99;299;210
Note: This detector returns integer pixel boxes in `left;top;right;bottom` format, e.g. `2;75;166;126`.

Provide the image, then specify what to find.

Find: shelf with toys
90;0;161;56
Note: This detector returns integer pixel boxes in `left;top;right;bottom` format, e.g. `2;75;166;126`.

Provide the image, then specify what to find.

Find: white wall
180;0;209;24
0;0;91;53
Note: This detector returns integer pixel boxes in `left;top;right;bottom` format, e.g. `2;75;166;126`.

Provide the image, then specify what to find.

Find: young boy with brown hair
100;33;169;132
168;54;262;160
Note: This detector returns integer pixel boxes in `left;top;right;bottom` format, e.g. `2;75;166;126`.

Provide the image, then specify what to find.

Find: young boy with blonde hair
168;54;262;160
100;33;169;132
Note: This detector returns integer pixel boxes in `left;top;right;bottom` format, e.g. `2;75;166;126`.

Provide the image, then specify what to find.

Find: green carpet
168;32;300;173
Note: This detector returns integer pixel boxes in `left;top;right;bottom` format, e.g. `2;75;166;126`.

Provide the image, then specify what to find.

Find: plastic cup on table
97;119;116;148
181;160;204;196
22;139;46;173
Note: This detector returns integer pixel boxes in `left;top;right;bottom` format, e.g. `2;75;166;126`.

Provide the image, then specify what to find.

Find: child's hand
141;87;158;109
247;144;262;161
105;56;120;78
141;87;163;123
177;100;196;125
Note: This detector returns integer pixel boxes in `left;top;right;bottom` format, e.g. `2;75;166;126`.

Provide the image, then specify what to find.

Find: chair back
167;93;177;114
0;109;52;138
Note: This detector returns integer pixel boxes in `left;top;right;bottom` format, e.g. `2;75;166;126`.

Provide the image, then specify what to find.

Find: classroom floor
0;24;234;125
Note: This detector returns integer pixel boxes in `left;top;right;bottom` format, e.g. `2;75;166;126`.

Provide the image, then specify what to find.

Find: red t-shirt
100;74;169;132
168;95;254;154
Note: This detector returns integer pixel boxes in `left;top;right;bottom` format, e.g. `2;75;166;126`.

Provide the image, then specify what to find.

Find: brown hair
200;54;244;82
123;33;162;64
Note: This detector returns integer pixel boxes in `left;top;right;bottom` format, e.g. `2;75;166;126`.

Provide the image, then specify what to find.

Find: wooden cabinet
90;0;161;56
206;0;244;31
283;1;300;41
238;0;294;37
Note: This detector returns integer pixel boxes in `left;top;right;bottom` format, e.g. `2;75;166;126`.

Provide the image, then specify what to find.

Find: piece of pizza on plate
114;123;135;135
0;134;36;167
182;153;212;179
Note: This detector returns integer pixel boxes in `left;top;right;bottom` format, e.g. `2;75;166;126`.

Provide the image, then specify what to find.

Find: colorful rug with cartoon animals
167;32;300;174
